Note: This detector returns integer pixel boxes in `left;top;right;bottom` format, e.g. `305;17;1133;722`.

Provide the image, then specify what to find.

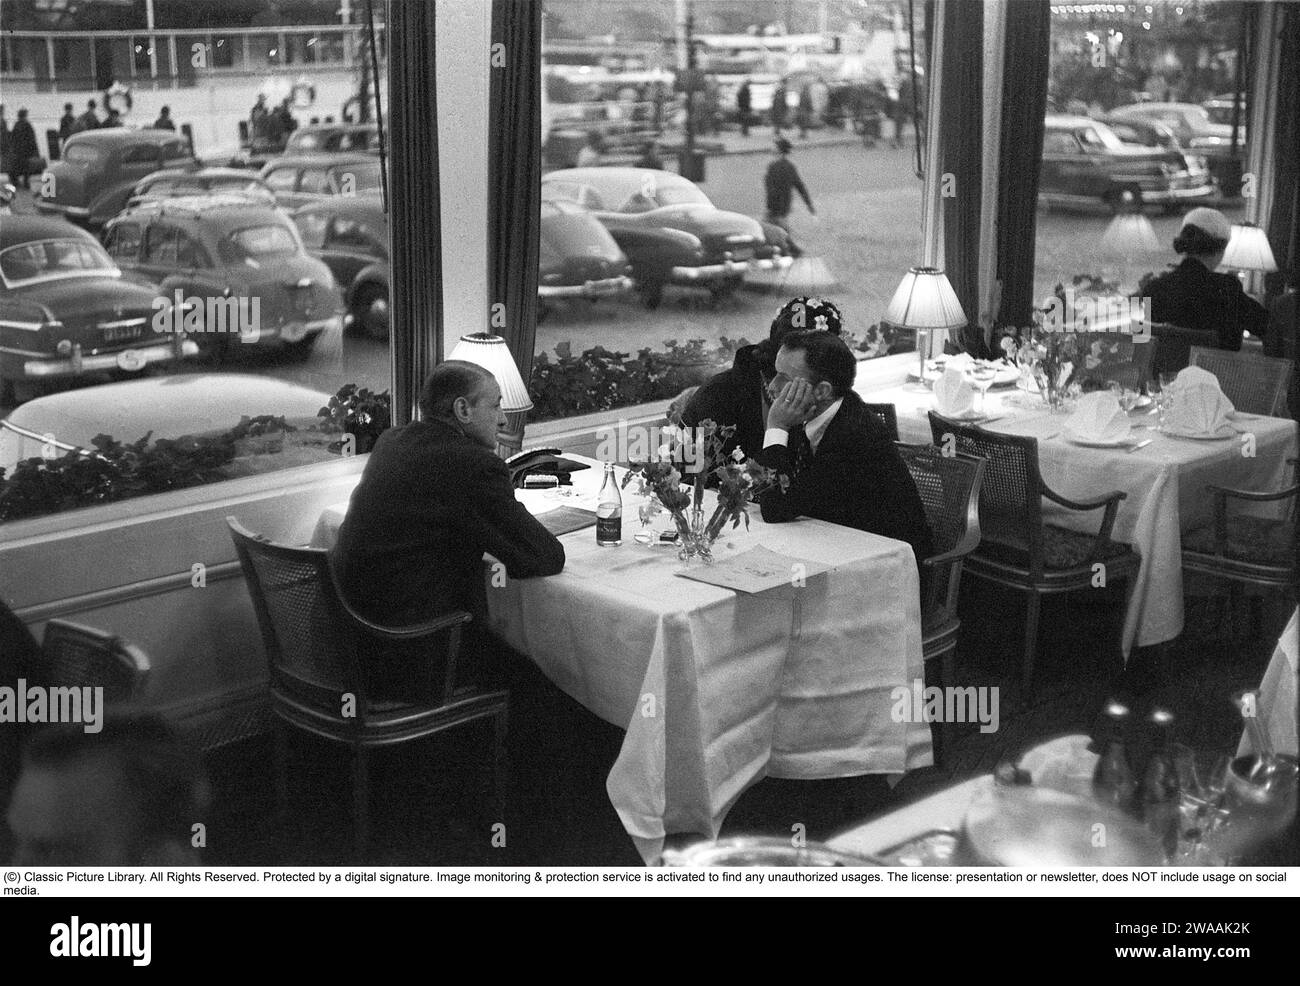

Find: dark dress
680;343;771;466
1143;256;1268;351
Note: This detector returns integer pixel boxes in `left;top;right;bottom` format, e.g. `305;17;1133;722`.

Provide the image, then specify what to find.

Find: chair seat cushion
1182;516;1296;567
978;524;1135;571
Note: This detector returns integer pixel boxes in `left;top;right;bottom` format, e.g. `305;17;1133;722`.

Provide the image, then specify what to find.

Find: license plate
103;323;144;343
116;350;145;372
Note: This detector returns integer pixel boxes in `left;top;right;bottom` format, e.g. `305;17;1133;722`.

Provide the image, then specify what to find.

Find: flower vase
674;508;714;563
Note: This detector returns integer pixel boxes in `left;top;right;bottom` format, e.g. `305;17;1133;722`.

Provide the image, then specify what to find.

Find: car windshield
223;224;299;261
652;184;711;208
62;145;103;167
0;238;119;286
1077;122;1124;151
212;179;272;197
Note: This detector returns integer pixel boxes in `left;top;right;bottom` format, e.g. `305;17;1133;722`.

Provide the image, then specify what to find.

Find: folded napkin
1065;391;1130;442
938;352;974;374
1167;366;1235;435
933;366;976;416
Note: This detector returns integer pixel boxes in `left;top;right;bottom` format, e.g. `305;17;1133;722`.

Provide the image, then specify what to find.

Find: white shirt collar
804;397;843;453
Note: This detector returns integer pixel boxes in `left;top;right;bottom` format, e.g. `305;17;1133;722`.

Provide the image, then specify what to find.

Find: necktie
788;424;811;475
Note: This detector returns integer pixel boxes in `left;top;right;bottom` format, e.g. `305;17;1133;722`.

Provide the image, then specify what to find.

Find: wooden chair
39;619;151;705
1189;346;1294;417
1181;462;1298;635
864;402;899;441
928;412;1141;696
896;443;985;764
227;517;509;856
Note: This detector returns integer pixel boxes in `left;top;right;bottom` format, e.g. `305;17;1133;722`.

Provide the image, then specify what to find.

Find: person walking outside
737;78;752;137
797;83;814;139
73;99;100;134
59;103;76;142
770;80;788;136
8;110;38;189
153;106;175;131
764;137;814;258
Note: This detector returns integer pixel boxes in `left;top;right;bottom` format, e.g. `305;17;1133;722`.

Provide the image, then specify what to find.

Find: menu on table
674;545;831;594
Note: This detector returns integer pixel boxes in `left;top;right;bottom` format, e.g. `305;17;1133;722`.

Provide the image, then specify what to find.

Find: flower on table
731;446;745;462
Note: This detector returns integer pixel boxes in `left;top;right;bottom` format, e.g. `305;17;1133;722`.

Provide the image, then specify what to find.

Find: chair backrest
863;402;899;442
1189;346;1294;417
1151;322;1220;378
39;620;151;705
227;518;371;719
928;411;1046;571
896;443;986;618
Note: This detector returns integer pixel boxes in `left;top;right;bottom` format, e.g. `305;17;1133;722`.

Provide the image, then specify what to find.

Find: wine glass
968;364;999;416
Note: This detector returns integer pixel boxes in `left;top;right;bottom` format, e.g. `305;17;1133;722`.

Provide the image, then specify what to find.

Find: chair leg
352;745;370;858
1023;591;1041;700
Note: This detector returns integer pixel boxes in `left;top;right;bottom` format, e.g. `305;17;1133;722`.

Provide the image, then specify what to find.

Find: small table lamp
885;266;968;384
1099;204;1161;304
1222;223;1277;307
447;332;533;457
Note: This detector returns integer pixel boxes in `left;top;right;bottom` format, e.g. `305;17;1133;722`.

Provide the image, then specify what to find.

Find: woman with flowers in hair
679;296;844;468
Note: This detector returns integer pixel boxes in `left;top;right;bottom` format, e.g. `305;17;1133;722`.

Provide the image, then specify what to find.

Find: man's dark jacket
332;419;565;629
755;390;933;574
764;157;812;216
1144;256;1267;351
680;343;770;464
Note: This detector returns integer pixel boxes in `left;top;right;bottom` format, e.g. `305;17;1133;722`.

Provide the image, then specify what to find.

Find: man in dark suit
756;331;933;575
681;296;843;468
331;361;565;695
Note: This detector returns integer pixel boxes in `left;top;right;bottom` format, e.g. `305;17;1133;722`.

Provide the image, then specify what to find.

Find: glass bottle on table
596;462;622;546
1093;700;1136;816
1139;708;1182;861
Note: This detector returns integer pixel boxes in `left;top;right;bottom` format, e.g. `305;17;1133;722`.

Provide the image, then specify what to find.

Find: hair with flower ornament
756;297;844;371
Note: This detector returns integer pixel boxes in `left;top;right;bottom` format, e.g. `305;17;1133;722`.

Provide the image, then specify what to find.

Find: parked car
1107;101;1244;190
290;196;633;339
1201;93;1250;131
35;129;197;228
260;154;383;210
1;216;194;406
1100;114;1212;194
127;168;277;210
103;196;342;359
1038;115;1213;213
284;123;383;156
541;167;791;308
0;373;330;476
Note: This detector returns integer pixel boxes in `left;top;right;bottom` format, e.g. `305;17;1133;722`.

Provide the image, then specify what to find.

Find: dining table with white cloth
311;456;930;864
862;376;1298;656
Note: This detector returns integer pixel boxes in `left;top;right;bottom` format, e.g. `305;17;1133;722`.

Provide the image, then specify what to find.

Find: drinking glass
633;496;663;545
1171;748;1230;865
968;364;999;415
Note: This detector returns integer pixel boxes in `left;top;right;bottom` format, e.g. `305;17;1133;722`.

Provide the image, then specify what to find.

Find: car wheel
351;283;390;340
638;281;664;310
283;332;320;362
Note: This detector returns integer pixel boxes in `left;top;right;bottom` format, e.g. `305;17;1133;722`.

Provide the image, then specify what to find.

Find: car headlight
56;339;73;356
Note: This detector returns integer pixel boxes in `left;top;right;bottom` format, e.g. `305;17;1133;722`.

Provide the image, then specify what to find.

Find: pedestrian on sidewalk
764;137;814;258
797;83;814;139
153;106;175;131
737;79;752;137
73;99;100;134
770;80;788;136
0;106;9;181
8;110;39;189
59;103;76;143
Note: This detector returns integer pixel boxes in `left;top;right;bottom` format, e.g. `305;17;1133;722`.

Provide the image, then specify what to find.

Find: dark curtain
1264;2;1299;301
387;0;443;427
489;0;543;420
995;0;1052;335
938;0;983;355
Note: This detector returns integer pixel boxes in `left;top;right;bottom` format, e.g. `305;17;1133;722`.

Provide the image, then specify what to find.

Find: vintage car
0;216;194;406
0;373;331;476
291;195;632;339
127;168;277;210
260;153;383;210
35;129;198;228
1109;101;1243;155
541;167;791;307
1039;115;1214;213
1100;114;1212;192
102;196;342;359
284;123;383;156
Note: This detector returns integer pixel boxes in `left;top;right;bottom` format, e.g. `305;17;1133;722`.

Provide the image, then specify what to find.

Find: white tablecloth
864;379;1298;654
312;461;929;863
1238;608;1298;759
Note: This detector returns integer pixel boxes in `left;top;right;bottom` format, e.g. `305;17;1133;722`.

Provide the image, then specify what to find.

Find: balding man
331;362;564;696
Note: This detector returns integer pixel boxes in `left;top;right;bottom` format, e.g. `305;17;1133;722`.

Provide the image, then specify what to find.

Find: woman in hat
1143;206;1267;351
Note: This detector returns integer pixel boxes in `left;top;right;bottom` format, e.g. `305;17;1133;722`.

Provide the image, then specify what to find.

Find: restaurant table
1238;607;1298;759
312;458;930;863
862;378;1298;656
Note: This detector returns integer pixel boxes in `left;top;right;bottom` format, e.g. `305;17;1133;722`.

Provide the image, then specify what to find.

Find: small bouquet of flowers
622;419;785;561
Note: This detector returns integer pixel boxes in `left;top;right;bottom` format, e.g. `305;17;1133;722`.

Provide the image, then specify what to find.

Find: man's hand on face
767;378;818;431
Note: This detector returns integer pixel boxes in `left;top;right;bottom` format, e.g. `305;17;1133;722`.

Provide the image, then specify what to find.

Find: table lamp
884;266;967;384
1222;223;1277;306
447;332;533;457
1098;193;1160;298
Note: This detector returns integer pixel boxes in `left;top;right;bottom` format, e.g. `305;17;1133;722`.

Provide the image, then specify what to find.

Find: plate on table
1061;425;1132;447
1159;423;1237;440
1126;395;1153;411
909;361;1018;387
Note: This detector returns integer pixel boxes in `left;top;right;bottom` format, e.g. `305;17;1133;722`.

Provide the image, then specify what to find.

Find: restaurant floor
202;585;1294;867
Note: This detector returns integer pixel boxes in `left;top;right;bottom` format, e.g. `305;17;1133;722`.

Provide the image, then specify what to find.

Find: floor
199;581;1295;867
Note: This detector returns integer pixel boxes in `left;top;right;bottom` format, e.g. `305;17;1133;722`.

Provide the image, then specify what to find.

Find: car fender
604;226;696;280
88;181;143;227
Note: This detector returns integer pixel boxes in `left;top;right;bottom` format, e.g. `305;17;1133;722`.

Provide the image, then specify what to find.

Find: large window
530;0;928;425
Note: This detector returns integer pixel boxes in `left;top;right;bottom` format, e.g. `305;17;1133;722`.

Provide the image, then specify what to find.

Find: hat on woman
1179;207;1232;243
